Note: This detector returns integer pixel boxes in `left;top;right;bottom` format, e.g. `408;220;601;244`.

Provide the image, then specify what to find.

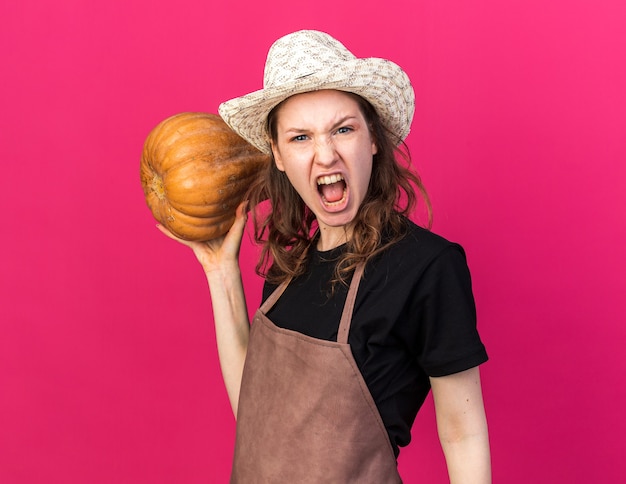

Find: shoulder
405;219;463;252
373;218;467;277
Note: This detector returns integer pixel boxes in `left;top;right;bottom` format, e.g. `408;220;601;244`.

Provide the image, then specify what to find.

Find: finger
222;201;248;247
156;224;193;247
156;223;175;238
236;200;249;218
235;200;250;227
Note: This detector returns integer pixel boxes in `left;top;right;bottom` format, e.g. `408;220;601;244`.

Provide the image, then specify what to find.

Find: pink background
2;1;625;482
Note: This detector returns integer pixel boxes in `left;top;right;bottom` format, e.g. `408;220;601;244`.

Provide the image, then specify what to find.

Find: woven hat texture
218;30;415;155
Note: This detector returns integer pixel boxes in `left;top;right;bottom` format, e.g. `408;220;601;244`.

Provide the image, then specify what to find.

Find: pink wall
2;1;625;482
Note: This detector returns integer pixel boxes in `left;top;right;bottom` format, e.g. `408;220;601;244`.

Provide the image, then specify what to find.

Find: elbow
437;410;489;445
438;423;489;448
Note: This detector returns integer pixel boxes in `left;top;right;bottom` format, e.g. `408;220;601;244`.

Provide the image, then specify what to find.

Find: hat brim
218;57;414;155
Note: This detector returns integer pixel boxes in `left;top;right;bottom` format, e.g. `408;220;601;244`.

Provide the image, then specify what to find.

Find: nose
314;137;338;167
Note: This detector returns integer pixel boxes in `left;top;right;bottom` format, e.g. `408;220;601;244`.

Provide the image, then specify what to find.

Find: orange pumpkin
140;112;269;241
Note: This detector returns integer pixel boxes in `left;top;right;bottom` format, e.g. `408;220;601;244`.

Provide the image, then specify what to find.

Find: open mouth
317;174;347;206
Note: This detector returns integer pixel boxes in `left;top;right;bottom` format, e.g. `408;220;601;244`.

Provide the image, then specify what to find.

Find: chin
317;211;357;230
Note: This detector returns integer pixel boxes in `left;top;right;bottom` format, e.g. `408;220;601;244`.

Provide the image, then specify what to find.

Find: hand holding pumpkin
140;112;269;241
156;200;249;274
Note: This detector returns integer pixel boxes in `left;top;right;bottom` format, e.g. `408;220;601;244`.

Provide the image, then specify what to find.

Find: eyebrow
283;115;360;135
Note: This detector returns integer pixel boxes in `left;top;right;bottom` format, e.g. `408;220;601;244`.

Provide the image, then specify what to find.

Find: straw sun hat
218;30;415;155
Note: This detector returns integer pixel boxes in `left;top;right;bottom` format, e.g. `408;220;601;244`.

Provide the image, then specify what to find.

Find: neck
316;225;352;252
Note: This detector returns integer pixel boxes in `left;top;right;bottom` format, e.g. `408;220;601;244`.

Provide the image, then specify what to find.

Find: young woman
159;30;491;483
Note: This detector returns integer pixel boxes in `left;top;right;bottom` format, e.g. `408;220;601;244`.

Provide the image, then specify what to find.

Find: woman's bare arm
157;203;250;416
430;366;491;484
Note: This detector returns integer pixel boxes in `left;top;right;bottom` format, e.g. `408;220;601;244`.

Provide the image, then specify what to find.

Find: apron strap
337;263;365;345
259;279;290;314
259;261;365;345
259;244;313;315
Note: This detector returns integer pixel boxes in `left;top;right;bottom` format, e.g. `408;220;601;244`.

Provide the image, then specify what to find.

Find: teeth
317;174;344;185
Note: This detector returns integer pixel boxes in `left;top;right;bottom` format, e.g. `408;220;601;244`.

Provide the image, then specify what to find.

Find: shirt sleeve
411;244;488;377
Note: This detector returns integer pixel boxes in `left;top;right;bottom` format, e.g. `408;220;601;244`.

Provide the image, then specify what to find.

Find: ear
371;141;378;156
271;141;286;171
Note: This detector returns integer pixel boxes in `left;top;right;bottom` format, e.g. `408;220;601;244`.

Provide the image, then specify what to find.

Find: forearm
439;428;491;484
205;262;250;417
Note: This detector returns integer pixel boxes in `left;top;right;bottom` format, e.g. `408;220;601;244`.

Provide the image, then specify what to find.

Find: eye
336;126;353;135
290;134;308;142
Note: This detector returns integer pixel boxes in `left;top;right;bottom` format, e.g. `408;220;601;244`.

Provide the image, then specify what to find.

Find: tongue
320;181;345;203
